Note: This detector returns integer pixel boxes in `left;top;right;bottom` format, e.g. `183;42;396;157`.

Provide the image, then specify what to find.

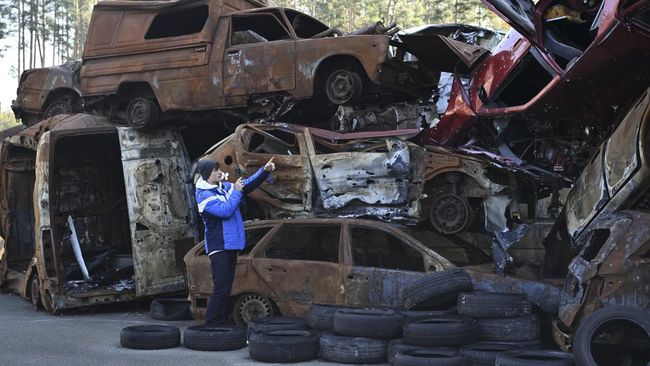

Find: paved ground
0;292;386;366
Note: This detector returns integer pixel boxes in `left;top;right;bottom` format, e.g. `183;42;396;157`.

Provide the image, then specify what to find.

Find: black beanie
196;159;218;181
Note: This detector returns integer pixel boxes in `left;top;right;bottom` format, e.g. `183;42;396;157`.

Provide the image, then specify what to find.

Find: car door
343;223;429;308
250;222;344;312
234;125;312;214
224;13;296;97
305;131;416;213
118;127;198;297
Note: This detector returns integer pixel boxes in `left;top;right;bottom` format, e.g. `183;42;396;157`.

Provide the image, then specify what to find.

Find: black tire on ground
394;348;465;366
183;325;247;351
319;333;388;364
495;350;574;366
470;340;542;350
388;339;442;365
403;316;478;347
149;298;192;321
247;316;309;337
248;330;319;363
43;93;81;119
120;325;181;350
457;292;532;319
401;269;473;310
308;303;352;331
573;306;650;366
478;315;540;342
399;309;457;322
461;343;519;366
325;69;363;105
126;97;160;129
333;308;405;339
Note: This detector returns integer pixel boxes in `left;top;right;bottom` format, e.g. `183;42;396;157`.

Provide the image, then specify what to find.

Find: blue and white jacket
195;167;269;253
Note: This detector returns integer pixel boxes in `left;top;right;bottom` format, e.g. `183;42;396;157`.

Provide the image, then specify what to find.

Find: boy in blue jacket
194;157;275;325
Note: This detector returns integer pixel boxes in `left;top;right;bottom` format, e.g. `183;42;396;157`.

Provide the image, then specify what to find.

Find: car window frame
227;12;295;49
238;125;308;157
251;222;344;264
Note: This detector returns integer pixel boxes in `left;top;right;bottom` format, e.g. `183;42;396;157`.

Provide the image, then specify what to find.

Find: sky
0;35;19;113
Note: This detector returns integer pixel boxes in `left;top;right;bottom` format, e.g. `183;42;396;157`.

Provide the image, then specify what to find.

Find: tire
126;97;160;129
247;316;308;338
150;298;192;321
249;330;319;363
308;303;353;331
43;93;81;120
319;333;388;364
333;308;405;339
495;350;574;366
29;274;42;310
471;340;542;350
478;315;540;342
399;309;457;322
402;269;473;310
403;316;478;347
388;339;442;365
458;292;532;319
325;68;363;105
120;325;180;350
233;293;275;326
461;343;519;366
394;348;465;366
573;306;650;366
183;325;246;351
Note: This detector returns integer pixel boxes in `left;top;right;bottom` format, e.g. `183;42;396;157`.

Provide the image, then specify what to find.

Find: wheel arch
41;88;82;114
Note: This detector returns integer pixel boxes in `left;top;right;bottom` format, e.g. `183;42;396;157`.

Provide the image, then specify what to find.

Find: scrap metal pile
2;0;650;364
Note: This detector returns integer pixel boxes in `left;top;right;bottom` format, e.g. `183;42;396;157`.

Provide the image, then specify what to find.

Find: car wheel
394;348;465;366
388;339;442;365
29;274;42;310
403;315;478;347
149;298;192;321
333;308;405;339
249;330;319;363
477;315;540;342
308;303;354;331
573;306;650;366
457;292;532;318
233;293;274;326
495;350;574;366
126;97;160;129
183;325;247;351
325;69;363;105
401;269;473;310
319;333;388;364
461;343;519;366
120;325;181;350
247;316;308;339
429;193;473;235
43;93;81;120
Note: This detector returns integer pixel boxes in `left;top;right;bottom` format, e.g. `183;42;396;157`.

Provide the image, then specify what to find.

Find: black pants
205;250;238;325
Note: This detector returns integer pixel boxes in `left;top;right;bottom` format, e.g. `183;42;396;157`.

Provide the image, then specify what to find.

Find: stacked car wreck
2;0;650;364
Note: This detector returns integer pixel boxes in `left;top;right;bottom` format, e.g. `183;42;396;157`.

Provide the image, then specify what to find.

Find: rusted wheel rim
326;70;355;104
44;101;72;119
237;294;273;324
30;276;40;309
430;194;472;235
127;99;152;128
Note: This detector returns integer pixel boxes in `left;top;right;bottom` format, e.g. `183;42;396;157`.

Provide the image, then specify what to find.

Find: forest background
0;0;506;127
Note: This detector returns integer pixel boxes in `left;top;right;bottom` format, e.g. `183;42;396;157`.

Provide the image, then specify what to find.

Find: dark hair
195;159;219;180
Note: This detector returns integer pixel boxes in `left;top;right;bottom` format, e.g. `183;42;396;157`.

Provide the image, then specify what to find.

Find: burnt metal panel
118;127;197;296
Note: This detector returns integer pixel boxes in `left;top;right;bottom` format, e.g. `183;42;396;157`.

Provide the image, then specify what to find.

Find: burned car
11;61;83;126
200;123;549;233
79;0;437;129
423;0;650;179
184;218;559;323
0;114;198;312
541;87;650;362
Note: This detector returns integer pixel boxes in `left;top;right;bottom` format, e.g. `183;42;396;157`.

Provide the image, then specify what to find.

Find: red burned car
423;0;650;177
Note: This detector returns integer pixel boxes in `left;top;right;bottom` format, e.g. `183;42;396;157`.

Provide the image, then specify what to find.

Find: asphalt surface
0;292;387;366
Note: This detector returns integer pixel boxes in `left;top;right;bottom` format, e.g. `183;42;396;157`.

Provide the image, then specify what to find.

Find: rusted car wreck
184;218;560;323
0;114;198;312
